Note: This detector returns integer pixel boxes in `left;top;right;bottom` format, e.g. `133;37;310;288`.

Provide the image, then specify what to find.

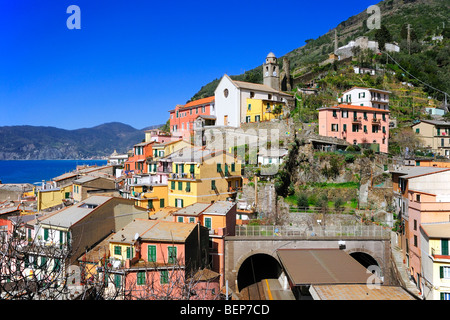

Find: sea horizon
0;159;108;184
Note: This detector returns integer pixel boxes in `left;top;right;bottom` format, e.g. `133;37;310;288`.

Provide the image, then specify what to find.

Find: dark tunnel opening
237;254;283;292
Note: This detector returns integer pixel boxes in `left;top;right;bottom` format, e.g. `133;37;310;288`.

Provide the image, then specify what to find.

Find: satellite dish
134;233;139;240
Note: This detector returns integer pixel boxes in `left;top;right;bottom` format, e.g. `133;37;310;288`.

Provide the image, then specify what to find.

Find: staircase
390;245;422;299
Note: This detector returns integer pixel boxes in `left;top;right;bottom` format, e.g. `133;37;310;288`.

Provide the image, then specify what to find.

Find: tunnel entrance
237;254;283;292
350;252;379;272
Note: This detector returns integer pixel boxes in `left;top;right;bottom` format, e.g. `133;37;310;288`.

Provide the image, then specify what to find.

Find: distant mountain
0;122;163;160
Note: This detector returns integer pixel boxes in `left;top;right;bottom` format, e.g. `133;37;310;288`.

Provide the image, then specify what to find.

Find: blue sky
0;0;378;130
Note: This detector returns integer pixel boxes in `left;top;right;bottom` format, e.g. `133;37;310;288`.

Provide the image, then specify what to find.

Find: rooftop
276;249;376;286
390;166;450;179
39;196;113;228
421;222;450;239
310;284;416;300
109;219;196;244
319;104;390;113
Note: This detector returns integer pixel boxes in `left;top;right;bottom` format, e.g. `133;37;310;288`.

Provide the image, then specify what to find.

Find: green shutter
160;270;168;284
126;247;131;259
171;181;175;190
205;217;212;229
231;163;235;172
168;246;177;264
440;266;444;278
148;245;156;262
137;271;146;285
178;181;182;190
160;198;164;208
114;246;122;255
44;228;49;241
442;240;449;255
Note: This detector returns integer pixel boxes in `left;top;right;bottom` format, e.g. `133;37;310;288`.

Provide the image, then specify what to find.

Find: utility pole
407;24;411;55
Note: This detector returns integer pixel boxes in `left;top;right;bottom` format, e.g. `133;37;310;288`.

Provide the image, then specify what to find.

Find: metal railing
234;225;391;239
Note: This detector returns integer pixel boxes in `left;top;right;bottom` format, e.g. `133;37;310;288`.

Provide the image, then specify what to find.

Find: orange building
169;96;215;140
106;219;211;299
124;141;154;175
172;201;236;287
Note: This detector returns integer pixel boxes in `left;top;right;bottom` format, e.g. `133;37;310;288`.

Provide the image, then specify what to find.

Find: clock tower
263;52;280;91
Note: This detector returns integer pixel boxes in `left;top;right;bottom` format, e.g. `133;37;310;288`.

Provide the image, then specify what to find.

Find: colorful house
318;104;390;153
172;201;236;287
166;146;242;208
420;222;450;300
72;176;117;203
411;120;450;157
338;87;391;110
244;98;284;123
129;183;168;213
106;219;210;299
123;141;154;174
169;97;215;140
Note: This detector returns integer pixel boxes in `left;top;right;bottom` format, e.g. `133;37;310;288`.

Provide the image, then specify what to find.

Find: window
189;217;195;223
114;246;122;255
168;246;177;264
441;292;450;300
382;114;386;121
231;163;235;172
171;181;175;190
414;235;418;247
332;110;337;117
255;115;260;122
160;198;164;208
413;219;417;231
204;217;212;230
416;194;421;202
440;266;450;279
442;239;449;255
160;270;169;284
178;216;184;223
382;126;386;133
363;112;367;120
352;124;359;132
137;271;146;285
114;275;122;288
331;124;338;132
364;125;367;133
248;104;251;111
211;180;216;190
126;246;133;259
217;163;222;172
342;110;348;118
44;228;49;241
148;245;156;262
353;111;358;120
175;198;184;208
246;116;251;123
372;125;379;133
178;181;183;191
186;182;191;192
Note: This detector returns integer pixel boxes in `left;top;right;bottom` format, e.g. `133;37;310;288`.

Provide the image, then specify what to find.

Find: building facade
318;105;390;153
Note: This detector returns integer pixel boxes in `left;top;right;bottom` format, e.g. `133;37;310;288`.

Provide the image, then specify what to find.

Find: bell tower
263;52;280;91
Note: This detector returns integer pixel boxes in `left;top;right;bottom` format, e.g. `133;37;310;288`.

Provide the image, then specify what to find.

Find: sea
0;160;108;185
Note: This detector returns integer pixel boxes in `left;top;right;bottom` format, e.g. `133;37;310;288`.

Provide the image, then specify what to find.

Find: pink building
318;104;390;153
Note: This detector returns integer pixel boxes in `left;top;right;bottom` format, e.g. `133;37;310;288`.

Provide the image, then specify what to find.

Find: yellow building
420;222;450;300
37;184;73;211
244;98;284;123
130;184;168;214
166;147;242;208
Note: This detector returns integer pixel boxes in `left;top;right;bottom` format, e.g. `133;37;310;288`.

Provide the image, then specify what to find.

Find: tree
296;193;309;211
389;127;425;157
375;25;392;51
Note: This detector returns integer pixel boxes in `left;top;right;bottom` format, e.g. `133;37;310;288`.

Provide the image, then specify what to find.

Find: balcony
372;118;381;124
168;173;197;180
352;117;362;123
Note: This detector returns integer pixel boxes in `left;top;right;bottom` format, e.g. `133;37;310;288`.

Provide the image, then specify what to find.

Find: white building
214;56;294;128
339;87;391;110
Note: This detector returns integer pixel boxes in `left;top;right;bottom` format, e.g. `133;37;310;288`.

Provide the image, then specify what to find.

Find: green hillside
190;0;450;111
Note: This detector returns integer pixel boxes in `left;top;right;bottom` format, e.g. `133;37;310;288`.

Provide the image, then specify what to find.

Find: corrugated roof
277;249;375;285
310;284;416;300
